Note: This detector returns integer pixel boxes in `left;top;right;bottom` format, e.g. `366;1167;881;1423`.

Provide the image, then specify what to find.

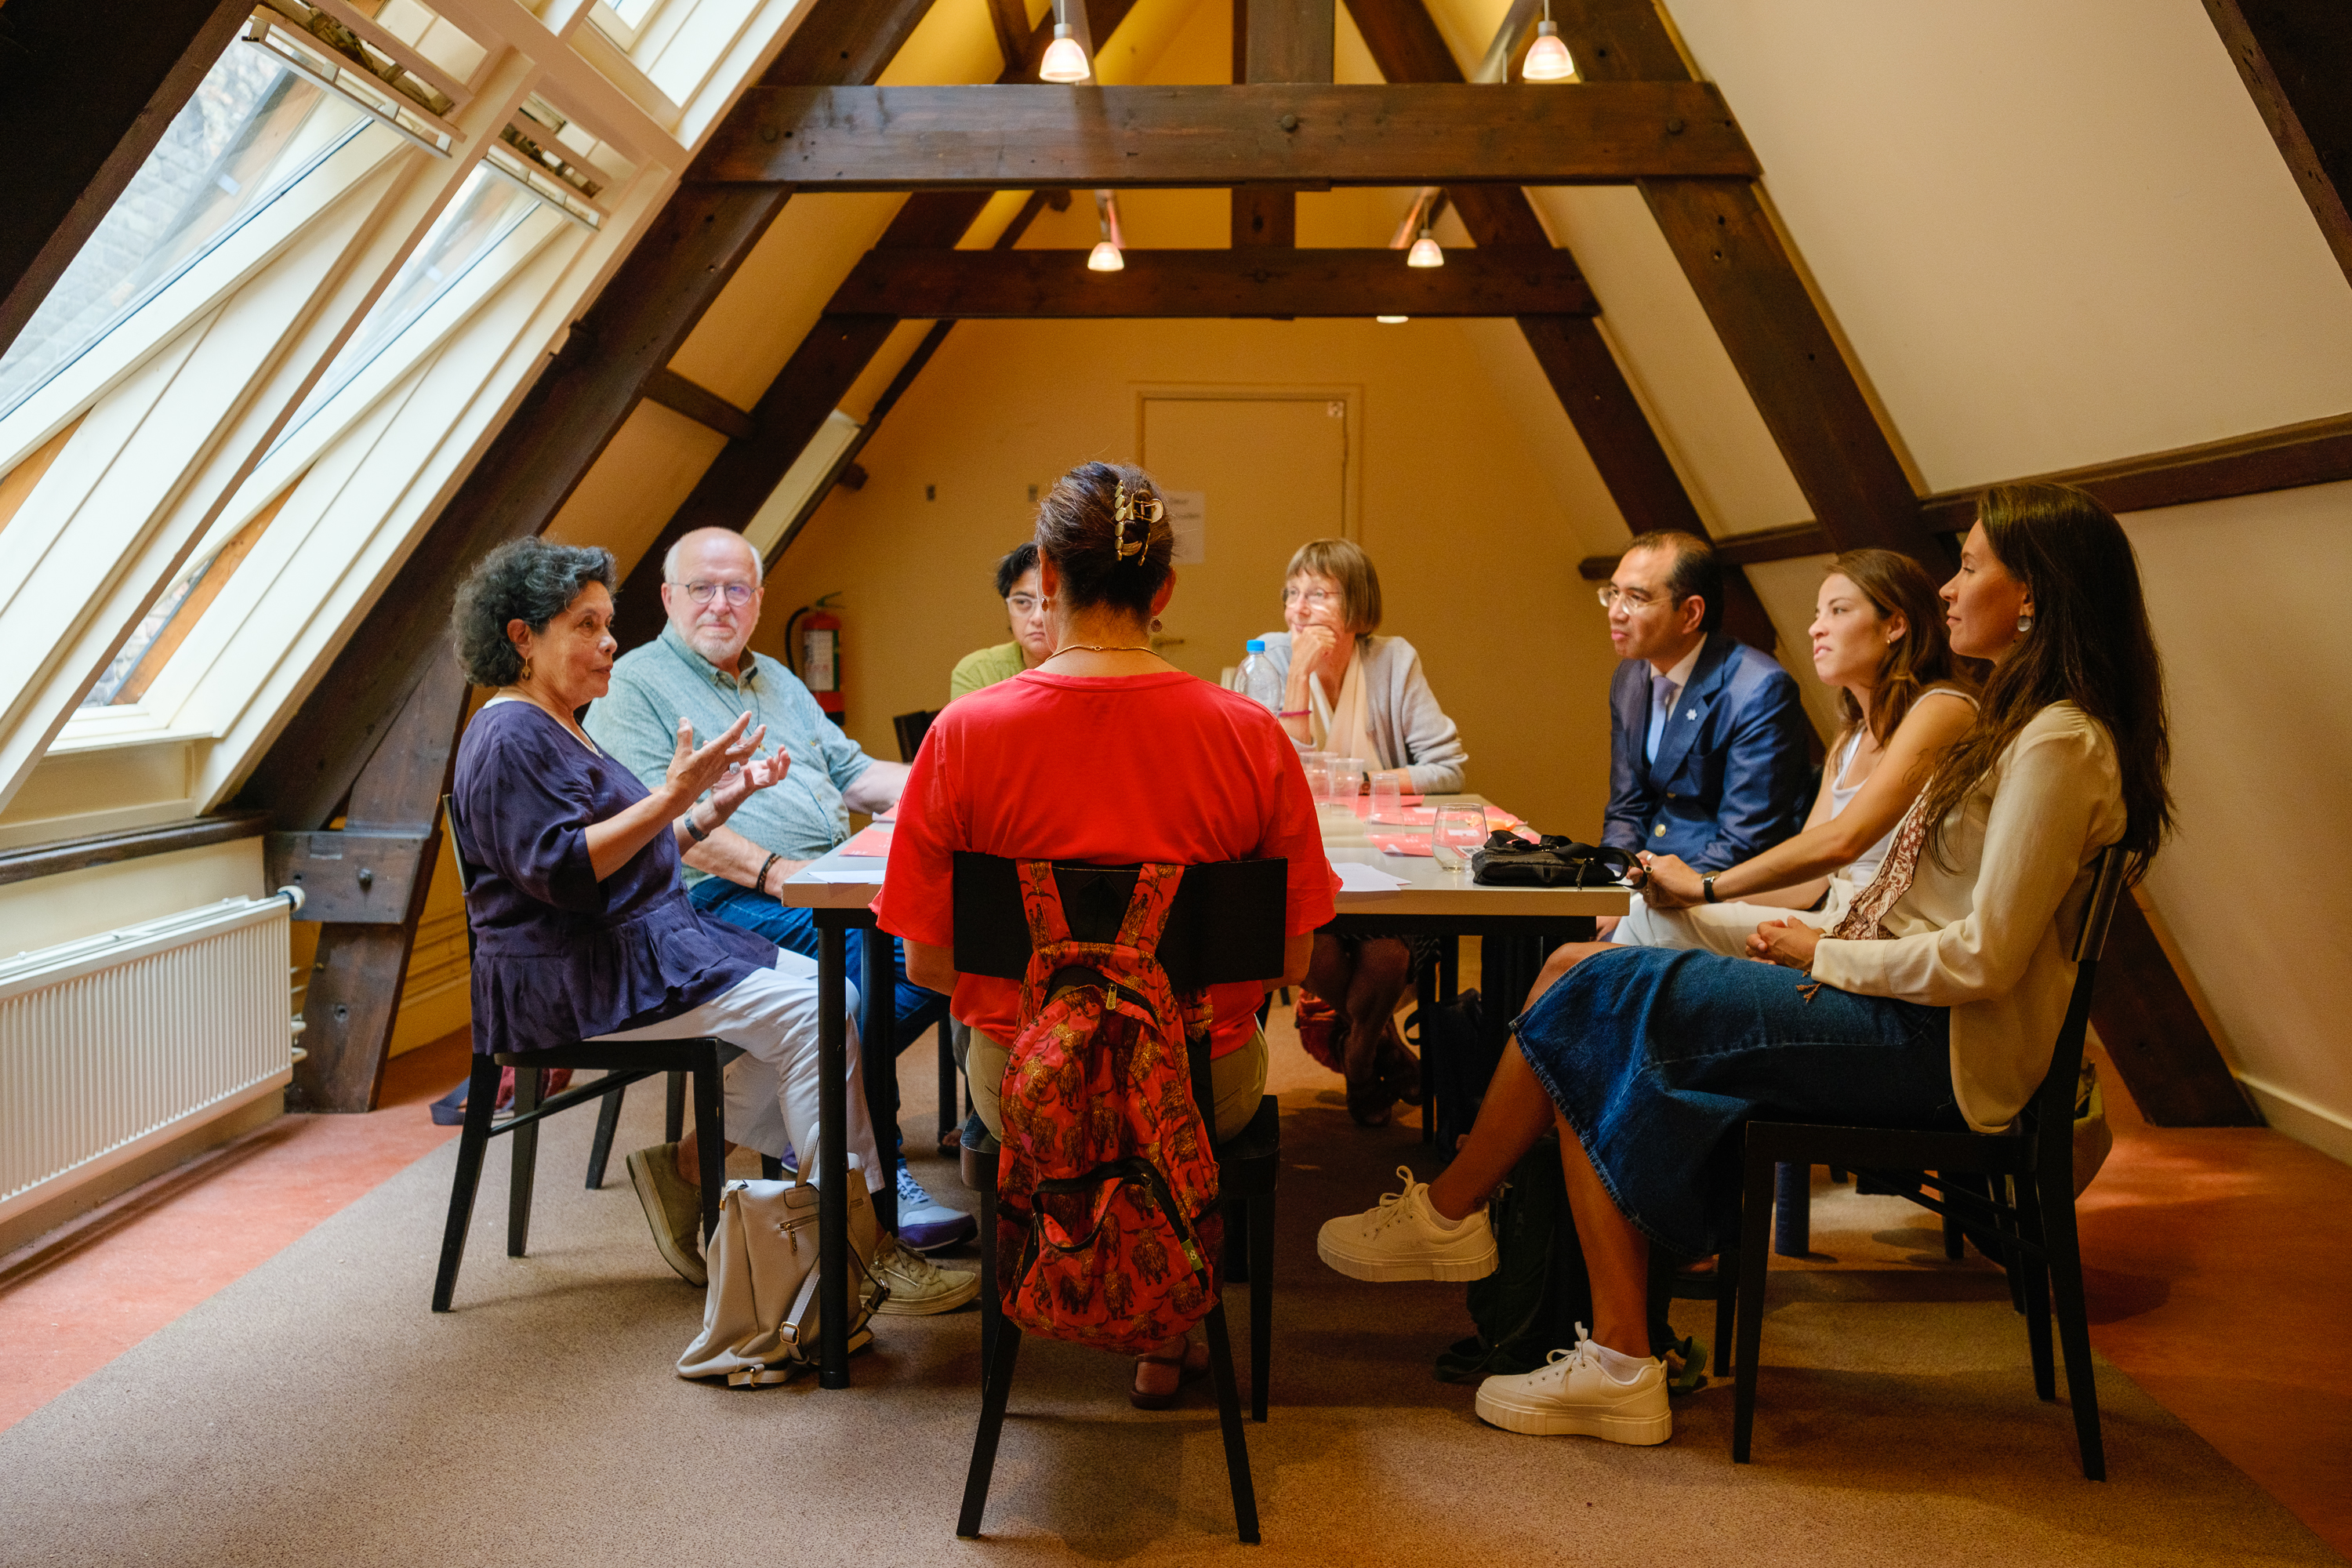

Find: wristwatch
1702;873;1720;904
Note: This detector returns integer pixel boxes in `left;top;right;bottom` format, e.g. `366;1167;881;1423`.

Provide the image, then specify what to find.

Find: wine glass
1433;804;1486;872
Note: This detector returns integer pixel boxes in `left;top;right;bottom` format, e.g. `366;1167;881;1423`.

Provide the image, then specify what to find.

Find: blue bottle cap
1246;639;1266;652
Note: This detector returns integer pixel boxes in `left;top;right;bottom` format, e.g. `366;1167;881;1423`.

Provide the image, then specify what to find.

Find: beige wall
0;837;263;958
753;316;1641;838
2122;481;2352;1161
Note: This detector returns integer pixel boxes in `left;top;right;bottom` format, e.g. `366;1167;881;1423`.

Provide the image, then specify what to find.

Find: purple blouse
452;701;775;1055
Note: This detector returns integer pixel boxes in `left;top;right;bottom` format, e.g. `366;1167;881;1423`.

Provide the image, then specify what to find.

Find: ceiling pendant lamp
1406;227;1443;268
1039;0;1091;82
1523;2;1574;82
1088;188;1124;270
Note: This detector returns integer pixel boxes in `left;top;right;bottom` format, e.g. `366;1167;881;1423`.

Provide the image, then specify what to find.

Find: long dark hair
1918;484;2172;881
1828;548;1972;746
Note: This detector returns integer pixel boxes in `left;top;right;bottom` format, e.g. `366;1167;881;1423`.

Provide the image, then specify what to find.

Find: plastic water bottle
1237;639;1282;714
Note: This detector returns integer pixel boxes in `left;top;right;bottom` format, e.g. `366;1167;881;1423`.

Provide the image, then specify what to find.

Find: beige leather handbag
676;1154;887;1388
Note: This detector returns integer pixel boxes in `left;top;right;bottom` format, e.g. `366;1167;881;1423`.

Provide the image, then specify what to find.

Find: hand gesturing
666;712;767;802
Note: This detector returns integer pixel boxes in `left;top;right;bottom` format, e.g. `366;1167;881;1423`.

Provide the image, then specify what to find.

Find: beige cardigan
1809;704;2126;1134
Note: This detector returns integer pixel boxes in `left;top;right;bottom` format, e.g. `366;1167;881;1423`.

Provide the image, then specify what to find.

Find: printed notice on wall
1163;489;1206;564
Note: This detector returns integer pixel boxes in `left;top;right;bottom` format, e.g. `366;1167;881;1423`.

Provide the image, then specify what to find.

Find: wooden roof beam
2202;0;2352;286
1546;0;1942;565
695;82;1756;188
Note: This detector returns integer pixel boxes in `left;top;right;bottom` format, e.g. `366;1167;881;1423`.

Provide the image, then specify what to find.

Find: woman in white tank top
1612;550;1976;956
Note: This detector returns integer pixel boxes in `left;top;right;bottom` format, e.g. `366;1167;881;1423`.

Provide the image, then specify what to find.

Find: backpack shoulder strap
1015;860;1073;949
1115;862;1185;955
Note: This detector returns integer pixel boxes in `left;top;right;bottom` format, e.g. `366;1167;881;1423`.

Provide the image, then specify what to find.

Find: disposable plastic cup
1331;757;1369;800
1368;771;1403;820
1302;752;1332;804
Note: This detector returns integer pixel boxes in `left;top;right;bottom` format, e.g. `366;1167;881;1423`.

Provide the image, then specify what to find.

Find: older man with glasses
583;527;981;1279
1597;531;1809;927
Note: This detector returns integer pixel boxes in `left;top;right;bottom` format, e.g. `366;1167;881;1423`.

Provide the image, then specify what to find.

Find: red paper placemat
1368;833;1434;856
840;823;894;857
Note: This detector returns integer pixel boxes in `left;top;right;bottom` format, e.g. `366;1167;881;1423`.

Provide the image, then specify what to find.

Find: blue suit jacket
1601;633;1811;873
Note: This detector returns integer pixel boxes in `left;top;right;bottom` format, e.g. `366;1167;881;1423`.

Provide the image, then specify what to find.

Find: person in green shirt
948;543;1053;700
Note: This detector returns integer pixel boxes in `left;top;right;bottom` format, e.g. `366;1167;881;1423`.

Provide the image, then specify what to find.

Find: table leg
858;920;898;1236
818;922;850;1388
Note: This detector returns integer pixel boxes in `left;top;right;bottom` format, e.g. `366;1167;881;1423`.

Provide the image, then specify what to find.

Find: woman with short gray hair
1256;537;1467;1126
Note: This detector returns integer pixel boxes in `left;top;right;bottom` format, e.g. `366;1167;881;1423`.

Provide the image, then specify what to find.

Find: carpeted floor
0;1027;2339;1568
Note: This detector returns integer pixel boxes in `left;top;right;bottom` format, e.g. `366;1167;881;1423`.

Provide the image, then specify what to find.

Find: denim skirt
1513;946;1958;1260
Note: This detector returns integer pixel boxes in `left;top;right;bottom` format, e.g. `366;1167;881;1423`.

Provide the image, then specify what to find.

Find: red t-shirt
874;669;1337;1056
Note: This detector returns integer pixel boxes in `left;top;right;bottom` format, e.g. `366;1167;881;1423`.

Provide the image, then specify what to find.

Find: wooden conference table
776;793;1629;1388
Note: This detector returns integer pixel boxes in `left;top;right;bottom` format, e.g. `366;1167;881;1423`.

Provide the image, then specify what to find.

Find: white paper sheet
799;865;886;884
1332;861;1410;893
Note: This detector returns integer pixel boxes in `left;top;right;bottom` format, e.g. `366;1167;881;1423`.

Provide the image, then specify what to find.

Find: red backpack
996;861;1222;1353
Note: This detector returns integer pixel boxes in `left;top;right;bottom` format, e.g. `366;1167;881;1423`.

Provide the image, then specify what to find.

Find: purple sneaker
896;1161;977;1254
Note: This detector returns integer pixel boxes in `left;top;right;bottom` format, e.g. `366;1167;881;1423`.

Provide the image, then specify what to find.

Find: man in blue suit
1599;532;1809;876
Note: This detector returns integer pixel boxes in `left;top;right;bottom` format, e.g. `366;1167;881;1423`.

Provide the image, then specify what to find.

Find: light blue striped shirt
583;623;873;880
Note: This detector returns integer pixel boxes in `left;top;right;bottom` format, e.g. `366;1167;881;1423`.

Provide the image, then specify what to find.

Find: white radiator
0;893;299;1226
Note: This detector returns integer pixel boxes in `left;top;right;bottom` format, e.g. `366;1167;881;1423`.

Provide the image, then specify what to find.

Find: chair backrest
441;793;481;891
2031;844;2129;1174
950;853;1288;993
892;709;940;764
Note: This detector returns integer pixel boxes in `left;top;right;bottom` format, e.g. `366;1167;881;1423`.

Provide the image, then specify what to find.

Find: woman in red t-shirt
876;459;1333;1407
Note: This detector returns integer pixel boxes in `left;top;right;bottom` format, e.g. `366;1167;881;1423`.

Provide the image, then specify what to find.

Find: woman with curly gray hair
444;537;924;1298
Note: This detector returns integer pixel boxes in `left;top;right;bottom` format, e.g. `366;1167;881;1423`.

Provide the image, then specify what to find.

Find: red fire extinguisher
785;593;846;720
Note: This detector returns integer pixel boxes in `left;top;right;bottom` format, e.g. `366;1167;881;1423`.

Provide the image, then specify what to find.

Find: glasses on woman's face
1283;586;1338;610
678;581;755;605
1006;593;1047;617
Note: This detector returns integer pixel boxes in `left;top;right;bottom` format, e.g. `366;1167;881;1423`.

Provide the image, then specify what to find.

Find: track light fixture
1039;0;1091;82
1523;2;1574;82
1088;189;1124;270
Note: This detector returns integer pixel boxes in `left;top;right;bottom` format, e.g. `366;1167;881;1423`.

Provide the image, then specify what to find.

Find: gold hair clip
1112;479;1164;561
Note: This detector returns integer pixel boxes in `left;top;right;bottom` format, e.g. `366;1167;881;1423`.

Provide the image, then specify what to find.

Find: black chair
1730;845;2129;1478
893;708;940;763
431;795;731;1312
955;853;1285;1544
889;706;962;1148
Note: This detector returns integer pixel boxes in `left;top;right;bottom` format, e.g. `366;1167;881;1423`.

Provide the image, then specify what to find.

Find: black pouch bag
1434;1133;1704;1388
1471;833;1636;888
1403;988;1491;1152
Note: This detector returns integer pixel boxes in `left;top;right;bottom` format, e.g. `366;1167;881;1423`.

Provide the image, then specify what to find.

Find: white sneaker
1474;1326;1673;1445
1316;1166;1499;1283
873;1235;981;1316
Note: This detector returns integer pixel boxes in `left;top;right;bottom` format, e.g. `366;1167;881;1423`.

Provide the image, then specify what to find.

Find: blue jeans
688;879;950;1054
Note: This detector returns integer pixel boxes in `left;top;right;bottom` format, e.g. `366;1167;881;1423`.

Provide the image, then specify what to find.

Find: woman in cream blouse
1259;539;1468;1125
1314;483;2169;1450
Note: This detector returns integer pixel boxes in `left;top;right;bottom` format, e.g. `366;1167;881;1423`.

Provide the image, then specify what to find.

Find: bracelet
1702;873;1719;904
1279;709;1311;718
681;805;711;844
755;851;782;897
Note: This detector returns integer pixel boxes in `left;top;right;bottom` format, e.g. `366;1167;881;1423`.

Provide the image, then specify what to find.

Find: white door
1138;395;1350;685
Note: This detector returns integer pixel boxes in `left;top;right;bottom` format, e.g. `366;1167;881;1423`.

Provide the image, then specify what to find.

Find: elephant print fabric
996;860;1222;1353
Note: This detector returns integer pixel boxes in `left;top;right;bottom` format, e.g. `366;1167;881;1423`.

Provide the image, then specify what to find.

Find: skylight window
272;166;539;448
0;49;361;422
